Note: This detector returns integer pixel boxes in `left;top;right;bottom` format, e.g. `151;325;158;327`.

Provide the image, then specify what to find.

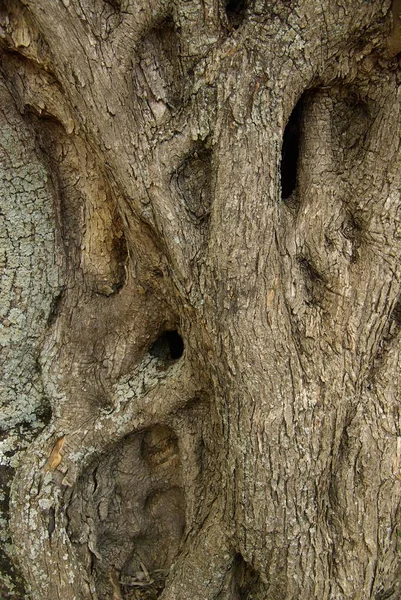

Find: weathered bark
1;1;401;599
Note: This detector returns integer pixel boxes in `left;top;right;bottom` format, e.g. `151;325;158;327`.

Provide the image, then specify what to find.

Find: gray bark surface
1;1;401;599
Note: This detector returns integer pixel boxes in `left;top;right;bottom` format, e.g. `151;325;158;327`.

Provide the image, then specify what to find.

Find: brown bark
1;1;401;599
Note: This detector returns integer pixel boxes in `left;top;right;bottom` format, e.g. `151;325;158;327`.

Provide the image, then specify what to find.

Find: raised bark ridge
1;1;401;599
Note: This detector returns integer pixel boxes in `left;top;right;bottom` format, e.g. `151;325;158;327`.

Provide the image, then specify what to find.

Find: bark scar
45;436;65;471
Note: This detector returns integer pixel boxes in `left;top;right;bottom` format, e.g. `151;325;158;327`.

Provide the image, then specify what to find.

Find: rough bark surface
1;1;401;599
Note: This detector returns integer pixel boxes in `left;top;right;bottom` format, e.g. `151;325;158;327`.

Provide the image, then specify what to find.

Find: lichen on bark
0;81;62;598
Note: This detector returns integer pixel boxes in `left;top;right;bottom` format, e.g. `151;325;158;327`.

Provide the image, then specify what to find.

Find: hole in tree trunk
150;331;184;360
104;0;121;9
67;428;185;599
281;96;304;200
225;0;248;28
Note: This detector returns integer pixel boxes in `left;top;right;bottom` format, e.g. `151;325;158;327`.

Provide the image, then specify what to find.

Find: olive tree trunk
1;1;401;599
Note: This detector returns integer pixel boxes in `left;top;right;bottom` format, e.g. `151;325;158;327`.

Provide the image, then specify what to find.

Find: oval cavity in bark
150;330;184;360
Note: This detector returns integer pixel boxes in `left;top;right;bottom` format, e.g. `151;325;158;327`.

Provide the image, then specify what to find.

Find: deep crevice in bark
67;425;185;600
46;287;66;328
281;95;304;201
233;553;261;599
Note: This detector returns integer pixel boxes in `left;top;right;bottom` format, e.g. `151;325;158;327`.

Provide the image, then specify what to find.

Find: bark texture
1;1;401;599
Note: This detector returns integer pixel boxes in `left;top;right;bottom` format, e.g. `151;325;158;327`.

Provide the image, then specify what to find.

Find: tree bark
1;1;401;599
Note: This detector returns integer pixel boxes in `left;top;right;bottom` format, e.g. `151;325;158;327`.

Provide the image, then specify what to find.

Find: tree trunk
1;1;401;599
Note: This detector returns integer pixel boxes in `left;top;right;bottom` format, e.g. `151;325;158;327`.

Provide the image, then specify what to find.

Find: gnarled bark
1;1;401;599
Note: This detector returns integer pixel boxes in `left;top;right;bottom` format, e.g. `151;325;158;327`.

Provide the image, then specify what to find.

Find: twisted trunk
1;1;401;599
